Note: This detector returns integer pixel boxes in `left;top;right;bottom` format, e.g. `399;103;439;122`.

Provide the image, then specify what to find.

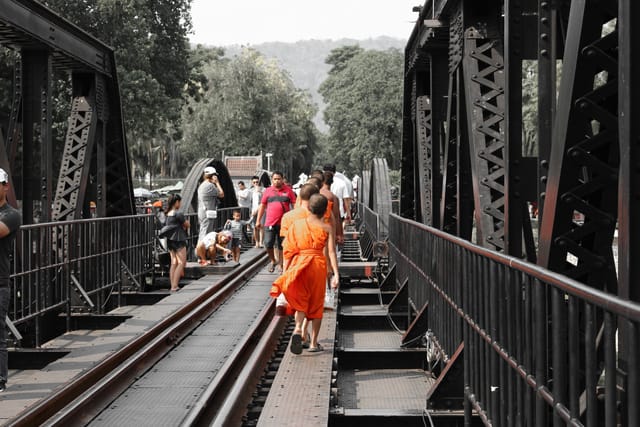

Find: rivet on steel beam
541;2;548;8
541;176;547;184
541;33;548;40
554;237;567;246
541;17;548;24
540;49;549;56
541;192;546;199
541;160;549;168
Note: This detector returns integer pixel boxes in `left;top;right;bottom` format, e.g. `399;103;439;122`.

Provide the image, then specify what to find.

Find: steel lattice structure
0;0;134;223
399;2;639;423
401;0;637;303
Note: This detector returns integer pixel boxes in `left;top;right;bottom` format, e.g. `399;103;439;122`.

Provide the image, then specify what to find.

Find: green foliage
325;45;364;75
319;47;403;176
181;48;318;179
36;0;193;177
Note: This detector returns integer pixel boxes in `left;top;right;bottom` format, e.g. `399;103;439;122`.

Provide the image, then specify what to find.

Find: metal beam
0;0;111;75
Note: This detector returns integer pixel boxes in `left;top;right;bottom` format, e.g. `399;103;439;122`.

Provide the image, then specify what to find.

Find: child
224;210;250;262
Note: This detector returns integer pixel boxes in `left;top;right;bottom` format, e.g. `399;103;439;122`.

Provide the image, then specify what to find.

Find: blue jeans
0;287;8;383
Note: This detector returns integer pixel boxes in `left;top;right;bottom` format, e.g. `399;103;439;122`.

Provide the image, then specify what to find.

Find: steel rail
183;300;288;426
8;250;269;427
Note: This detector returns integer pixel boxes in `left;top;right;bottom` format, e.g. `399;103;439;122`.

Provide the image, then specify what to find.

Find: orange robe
270;218;328;319
280;207;310;238
280;201;333;237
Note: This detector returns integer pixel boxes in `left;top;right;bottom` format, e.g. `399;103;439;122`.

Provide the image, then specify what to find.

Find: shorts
263;225;283;250
167;240;187;251
231;237;241;249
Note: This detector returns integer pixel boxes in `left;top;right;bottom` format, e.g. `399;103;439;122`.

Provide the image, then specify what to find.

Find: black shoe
0;381;6;392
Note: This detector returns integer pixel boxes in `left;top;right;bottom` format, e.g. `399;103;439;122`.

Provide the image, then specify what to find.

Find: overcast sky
189;1;420;46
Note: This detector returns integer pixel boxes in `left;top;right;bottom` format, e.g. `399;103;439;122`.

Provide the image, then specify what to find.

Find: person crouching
196;230;232;265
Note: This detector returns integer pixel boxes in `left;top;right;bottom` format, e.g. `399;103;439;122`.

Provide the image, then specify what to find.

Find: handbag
324;287;337;310
275;293;294;316
205;209;217;219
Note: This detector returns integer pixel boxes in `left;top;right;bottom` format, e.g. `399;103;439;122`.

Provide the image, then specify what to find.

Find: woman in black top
165;194;189;292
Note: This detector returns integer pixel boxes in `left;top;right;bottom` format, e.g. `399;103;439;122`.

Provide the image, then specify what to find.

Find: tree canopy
180;48;318;180
26;0;194;178
319;46;404;176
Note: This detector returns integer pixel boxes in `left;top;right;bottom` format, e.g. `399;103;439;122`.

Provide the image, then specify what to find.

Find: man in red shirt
256;171;296;272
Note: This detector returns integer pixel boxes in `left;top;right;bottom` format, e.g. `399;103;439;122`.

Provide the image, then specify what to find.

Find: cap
204;166;217;175
0;168;9;183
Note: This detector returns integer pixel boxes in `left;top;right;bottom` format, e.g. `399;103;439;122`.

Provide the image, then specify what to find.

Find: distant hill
223;37;407;133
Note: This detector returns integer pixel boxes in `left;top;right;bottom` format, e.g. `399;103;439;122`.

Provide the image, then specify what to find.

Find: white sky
189;1;420;46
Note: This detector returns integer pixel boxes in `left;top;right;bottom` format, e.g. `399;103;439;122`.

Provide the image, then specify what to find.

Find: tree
36;0;193;178
319;47;403;175
181;48;318;180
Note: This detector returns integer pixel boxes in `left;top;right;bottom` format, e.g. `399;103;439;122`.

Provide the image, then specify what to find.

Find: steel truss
0;0;134;223
402;0;637;298
401;0;639;424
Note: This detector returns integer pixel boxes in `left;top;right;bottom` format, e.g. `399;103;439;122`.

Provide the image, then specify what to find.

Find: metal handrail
8;207;254;344
389;213;639;426
9;214;154;345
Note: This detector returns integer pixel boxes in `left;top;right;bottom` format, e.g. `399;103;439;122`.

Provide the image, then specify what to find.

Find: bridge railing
355;202;380;259
9;214;155;344
389;214;639;425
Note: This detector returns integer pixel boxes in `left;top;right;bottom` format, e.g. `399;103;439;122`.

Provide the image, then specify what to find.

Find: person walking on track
255;171;296;273
270;193;339;354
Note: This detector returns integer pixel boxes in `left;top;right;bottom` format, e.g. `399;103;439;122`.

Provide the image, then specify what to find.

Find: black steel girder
0;0;134;221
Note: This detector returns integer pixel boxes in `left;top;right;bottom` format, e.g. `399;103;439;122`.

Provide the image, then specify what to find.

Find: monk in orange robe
280;183;318;239
271;193;339;354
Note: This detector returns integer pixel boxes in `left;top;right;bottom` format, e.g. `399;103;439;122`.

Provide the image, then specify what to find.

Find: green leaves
319;47;403;175
181;48;318;179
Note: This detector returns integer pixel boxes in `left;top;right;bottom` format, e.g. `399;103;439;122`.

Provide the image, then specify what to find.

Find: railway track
8;251;289;427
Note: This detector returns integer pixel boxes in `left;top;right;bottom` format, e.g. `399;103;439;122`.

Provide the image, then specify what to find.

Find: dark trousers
0;287;9;383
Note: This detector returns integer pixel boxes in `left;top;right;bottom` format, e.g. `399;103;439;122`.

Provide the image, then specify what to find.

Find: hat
204;166;217;175
0;168;9;183
153;200;163;208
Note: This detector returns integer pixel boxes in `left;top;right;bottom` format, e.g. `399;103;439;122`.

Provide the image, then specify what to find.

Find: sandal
290;333;303;355
268;263;276;273
307;343;324;353
302;333;311;349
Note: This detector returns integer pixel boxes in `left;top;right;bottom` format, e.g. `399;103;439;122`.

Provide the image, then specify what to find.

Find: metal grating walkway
257;310;337;427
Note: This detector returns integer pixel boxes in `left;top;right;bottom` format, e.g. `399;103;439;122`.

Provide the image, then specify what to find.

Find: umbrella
133;187;153;198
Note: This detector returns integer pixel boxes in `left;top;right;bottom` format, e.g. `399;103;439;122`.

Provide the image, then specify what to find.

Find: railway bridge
0;0;638;426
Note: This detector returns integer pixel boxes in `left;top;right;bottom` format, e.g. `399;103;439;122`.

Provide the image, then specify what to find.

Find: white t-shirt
236;188;251;208
201;232;218;249
251;186;263;215
335;172;353;198
330;178;349;218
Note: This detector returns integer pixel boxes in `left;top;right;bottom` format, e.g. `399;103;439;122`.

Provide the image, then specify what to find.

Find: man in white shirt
236;181;251;210
324;164;351;225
